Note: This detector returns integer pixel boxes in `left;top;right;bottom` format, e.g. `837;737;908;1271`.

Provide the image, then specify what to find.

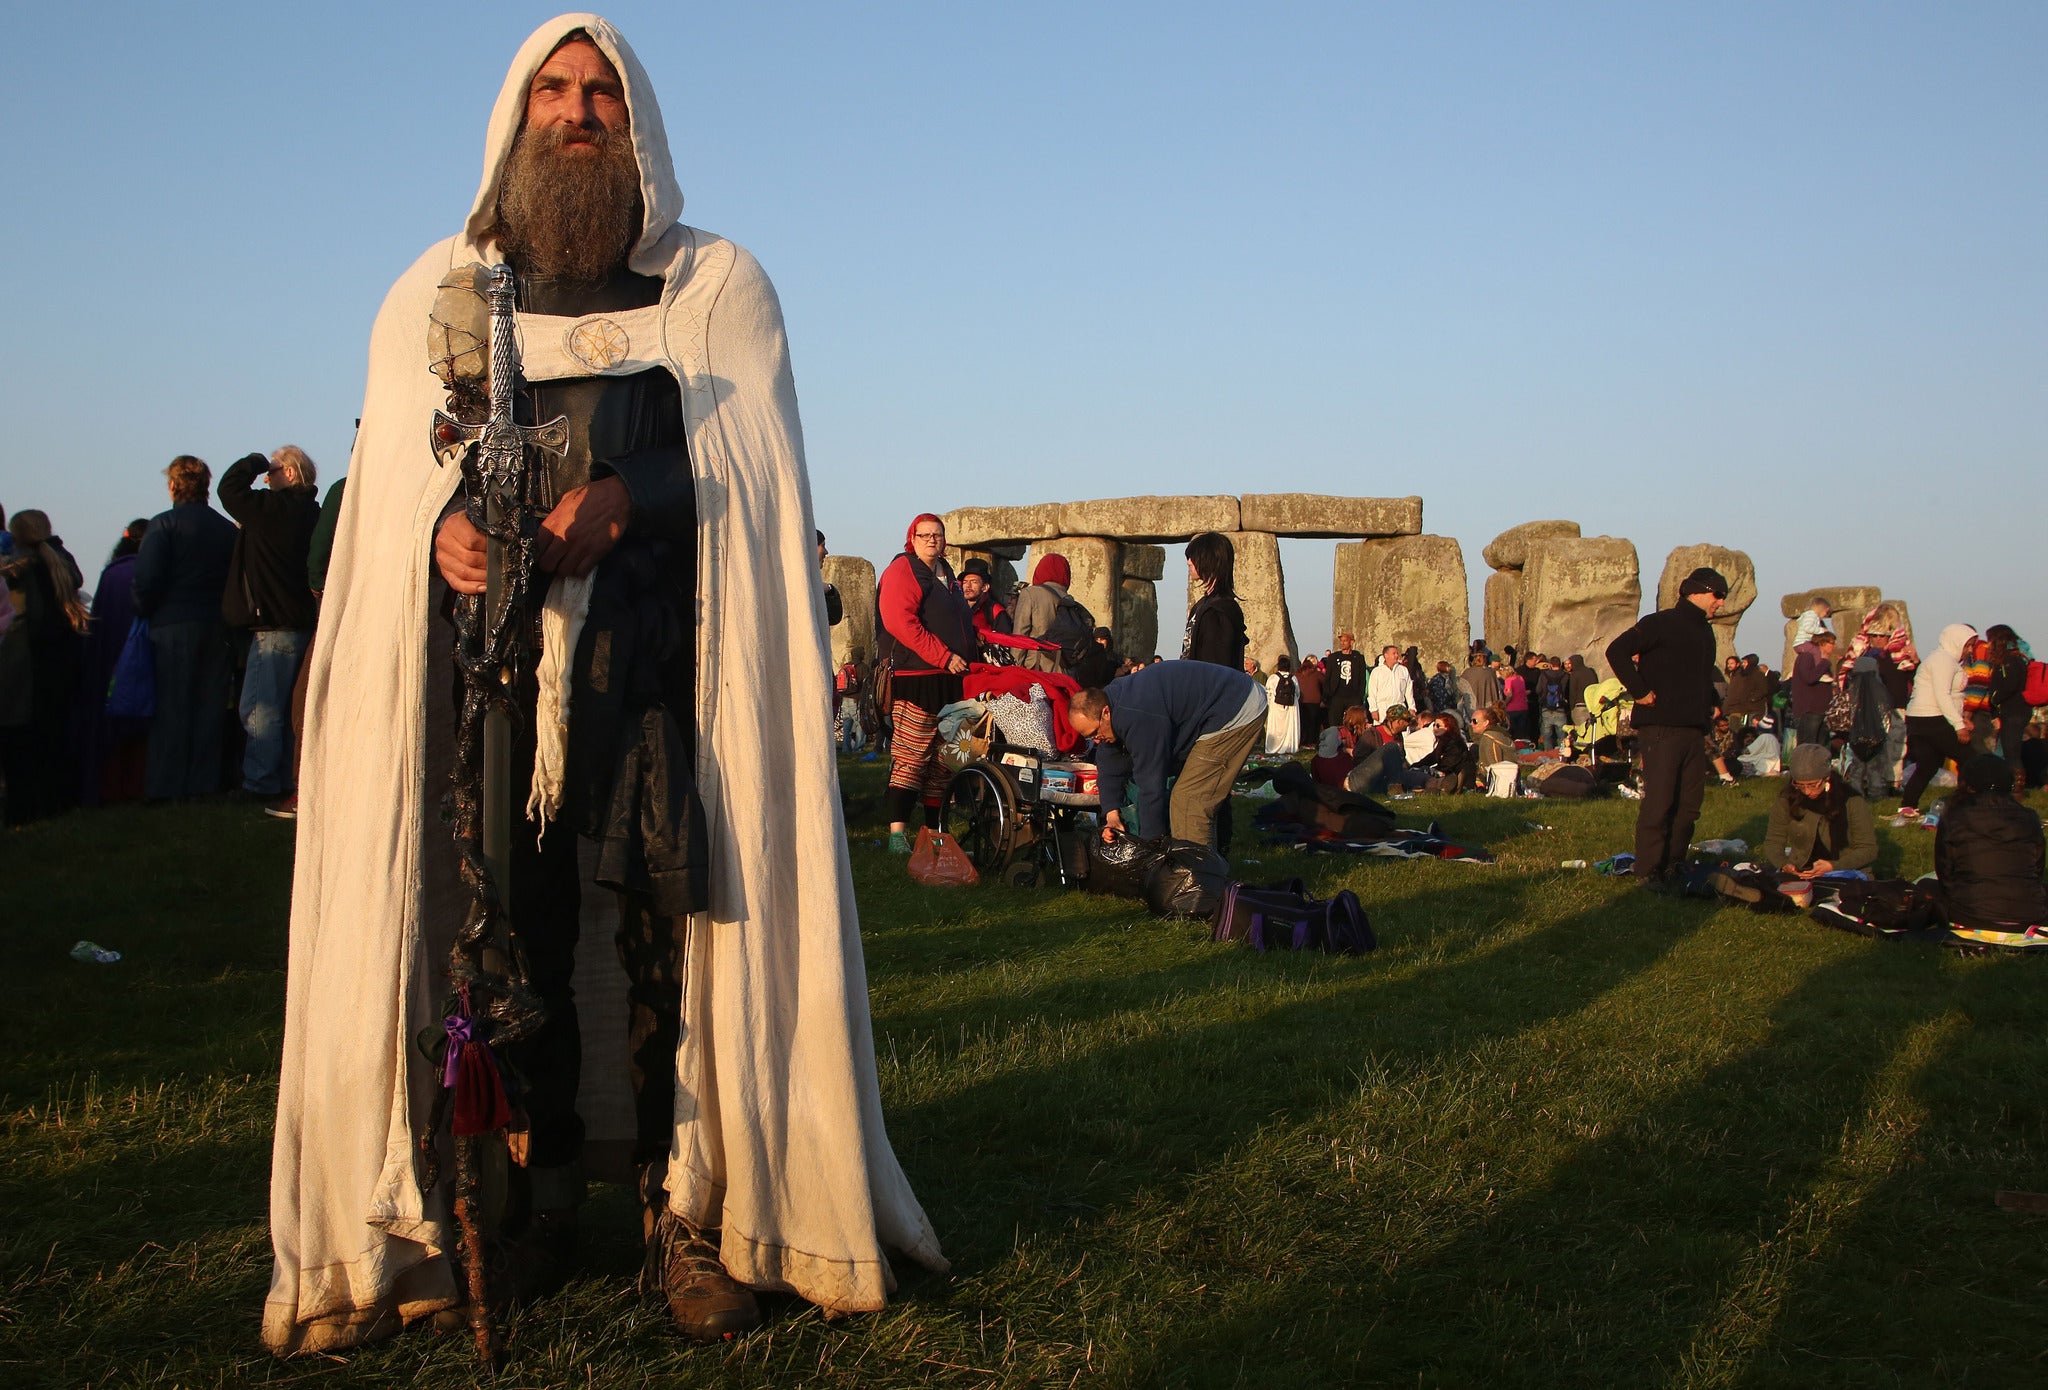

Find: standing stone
1482;520;1581;572
1186;532;1296;671
1483;569;1524;654
1331;534;1470;672
1118;578;1159;661
1024;537;1122;641
1521;537;1641;678
942;504;1060;549
1656;544;1757;666
1120;544;1167;582
821;555;876;670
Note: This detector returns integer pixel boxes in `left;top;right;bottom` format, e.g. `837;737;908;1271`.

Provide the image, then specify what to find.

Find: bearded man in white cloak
263;13;944;1354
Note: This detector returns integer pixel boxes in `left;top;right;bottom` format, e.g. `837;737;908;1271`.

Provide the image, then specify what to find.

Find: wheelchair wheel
943;763;1020;874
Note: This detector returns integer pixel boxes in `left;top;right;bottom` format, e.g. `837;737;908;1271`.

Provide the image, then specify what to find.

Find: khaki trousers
1169;716;1265;848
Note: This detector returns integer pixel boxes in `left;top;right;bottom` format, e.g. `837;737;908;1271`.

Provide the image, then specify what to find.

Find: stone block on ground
1331;534;1471;673
942;504;1060;549
821;555;876;670
1520;537;1640;677
1117;579;1159;662
1657;544;1757;666
1483;520;1581;572
1236;494;1422;538
1186;532;1296;671
1057;495;1239;542
1483;569;1523;654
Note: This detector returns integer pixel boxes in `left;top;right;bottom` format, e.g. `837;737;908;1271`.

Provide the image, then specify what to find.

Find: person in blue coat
1068;659;1266;849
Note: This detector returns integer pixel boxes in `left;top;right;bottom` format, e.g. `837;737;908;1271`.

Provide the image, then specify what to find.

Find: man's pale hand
1636;690;1658;706
1101;808;1124;844
435;511;488;595
537;476;632;577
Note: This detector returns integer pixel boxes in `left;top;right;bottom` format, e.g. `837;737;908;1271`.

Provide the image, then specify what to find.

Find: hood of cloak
264;14;942;1355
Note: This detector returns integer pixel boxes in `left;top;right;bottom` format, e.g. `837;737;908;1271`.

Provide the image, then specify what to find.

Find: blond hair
270;445;317;489
6;509;90;633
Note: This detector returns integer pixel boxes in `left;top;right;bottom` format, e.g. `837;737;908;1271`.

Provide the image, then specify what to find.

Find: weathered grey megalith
1118;579;1159;662
1657;544;1757;666
1521;537;1640;677
1483;569;1524;655
822;555;876;669
1186;532;1297;670
1237;494;1421;538
1483;520;1581;572
1057;495;1240;543
1332;535;1470;672
943;504;1059;549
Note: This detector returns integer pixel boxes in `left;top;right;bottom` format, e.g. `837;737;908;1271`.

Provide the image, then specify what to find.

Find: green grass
2;768;2043;1387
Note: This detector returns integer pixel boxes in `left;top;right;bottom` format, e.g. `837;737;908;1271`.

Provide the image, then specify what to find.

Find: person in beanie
1607;566;1728;886
1762;742;1878;879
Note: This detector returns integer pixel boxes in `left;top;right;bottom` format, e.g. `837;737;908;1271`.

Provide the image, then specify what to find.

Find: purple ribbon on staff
443;1015;474;1088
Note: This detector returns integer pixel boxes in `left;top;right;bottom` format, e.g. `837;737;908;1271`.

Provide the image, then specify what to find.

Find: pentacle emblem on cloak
565;316;631;371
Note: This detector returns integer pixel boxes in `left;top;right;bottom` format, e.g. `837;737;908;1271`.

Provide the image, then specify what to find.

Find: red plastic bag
907;828;980;887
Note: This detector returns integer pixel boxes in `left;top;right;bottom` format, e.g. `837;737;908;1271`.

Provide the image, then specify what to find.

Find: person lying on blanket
1763;743;1879;880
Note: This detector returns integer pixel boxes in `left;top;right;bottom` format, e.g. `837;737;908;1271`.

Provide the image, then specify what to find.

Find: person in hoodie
1897;623;1978;818
1606;566;1727;887
265;19;943;1354
1932;754;2048;939
1180;531;1247;669
1012;551;1079;674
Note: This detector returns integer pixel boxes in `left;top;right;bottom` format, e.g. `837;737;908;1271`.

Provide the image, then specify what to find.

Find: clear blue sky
5;2;2042;657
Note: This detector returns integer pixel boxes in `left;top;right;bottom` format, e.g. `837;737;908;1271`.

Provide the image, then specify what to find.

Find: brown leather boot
649;1212;760;1342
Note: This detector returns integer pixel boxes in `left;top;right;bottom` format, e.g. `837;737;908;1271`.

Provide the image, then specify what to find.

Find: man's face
1071;704;1112;742
1338;637;1354;653
1385;716;1409;736
525;39;628;140
1382;647;1400;667
960;574;987;602
1688;590;1727;618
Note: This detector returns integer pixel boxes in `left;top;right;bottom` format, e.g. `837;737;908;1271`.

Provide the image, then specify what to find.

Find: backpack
1274;675;1297;707
1039;592;1098;674
2025;660;2048;707
1824;673;1860;734
1213;881;1376;955
1542;678;1565;711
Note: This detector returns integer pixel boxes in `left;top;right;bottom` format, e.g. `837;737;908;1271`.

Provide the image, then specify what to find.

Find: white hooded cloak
264;13;944;1354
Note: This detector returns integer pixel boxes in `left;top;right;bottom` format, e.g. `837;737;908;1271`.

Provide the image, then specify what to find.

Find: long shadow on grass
1717;953;2048;1388
1124;939;1968;1388
890;878;1714;1281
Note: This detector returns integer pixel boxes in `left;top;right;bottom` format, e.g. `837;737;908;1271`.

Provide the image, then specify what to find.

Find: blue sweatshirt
1092;659;1263;836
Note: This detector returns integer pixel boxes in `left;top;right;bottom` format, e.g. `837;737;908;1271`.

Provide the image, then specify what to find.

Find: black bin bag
1143;840;1232;920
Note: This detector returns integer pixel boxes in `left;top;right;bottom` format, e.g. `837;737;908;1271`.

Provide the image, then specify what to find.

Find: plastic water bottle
1561;859;1588;869
1922;798;1946;829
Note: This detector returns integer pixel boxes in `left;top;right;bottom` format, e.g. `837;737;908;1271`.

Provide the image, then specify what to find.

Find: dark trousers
1900;715;1968;810
1633;724;1708;879
1299;702;1324;748
1793;711;1828;751
145;620;230;800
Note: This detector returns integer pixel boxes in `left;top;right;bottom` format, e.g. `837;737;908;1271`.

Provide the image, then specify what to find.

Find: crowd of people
0;451;345;825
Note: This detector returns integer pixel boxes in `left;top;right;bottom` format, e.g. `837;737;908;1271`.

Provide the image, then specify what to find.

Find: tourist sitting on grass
1705;713;1740;785
1345;704;1427;795
1763;743;1878;881
1068;659;1266;850
1310;724;1355;788
1469;705;1516;789
1931;754;2048;933
1412;710;1472;793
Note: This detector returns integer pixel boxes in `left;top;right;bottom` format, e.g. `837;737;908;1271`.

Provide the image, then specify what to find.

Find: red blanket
963;668;1084;753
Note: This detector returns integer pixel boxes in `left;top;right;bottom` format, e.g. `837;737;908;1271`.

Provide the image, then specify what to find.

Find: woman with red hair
876;514;979;852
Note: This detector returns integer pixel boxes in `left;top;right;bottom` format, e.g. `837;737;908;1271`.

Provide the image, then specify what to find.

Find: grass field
2;762;2043;1388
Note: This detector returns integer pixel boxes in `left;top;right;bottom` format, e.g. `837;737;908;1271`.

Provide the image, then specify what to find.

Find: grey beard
495;123;643;283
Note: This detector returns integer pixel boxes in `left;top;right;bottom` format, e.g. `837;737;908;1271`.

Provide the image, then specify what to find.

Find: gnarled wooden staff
420;262;567;1364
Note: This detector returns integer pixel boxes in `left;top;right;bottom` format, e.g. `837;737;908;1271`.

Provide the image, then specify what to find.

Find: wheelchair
942;742;1101;889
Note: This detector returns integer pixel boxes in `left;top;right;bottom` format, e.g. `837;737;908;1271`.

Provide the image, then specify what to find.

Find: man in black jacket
1607;567;1728;885
219;446;321;802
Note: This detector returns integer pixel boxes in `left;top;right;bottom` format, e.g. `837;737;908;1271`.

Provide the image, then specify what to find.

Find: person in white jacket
1898;622;1977;816
1367;645;1414;720
1264;656;1301;754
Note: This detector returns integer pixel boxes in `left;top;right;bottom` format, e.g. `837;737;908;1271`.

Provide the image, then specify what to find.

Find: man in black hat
958;557;1011;637
1607;567;1729;886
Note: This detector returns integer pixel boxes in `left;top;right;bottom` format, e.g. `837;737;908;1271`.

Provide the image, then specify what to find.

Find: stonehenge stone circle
1331;535;1471;672
1521;537;1641;676
1657;544;1757;665
822;555;876;670
943;504;1059;549
1058;495;1240;543
1483;520;1581;572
